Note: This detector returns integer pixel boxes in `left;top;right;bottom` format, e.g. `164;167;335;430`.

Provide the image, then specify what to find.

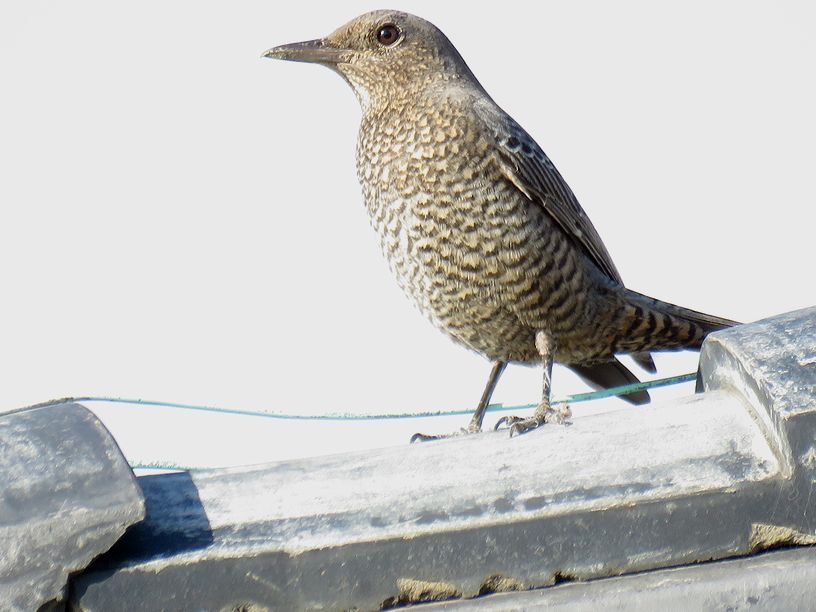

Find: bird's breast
355;110;563;361
357;118;513;291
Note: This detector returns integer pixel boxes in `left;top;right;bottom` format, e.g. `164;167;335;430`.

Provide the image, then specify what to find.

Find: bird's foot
410;424;481;444
494;403;571;437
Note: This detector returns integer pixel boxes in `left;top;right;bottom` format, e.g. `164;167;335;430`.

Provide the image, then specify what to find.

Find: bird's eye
376;24;401;46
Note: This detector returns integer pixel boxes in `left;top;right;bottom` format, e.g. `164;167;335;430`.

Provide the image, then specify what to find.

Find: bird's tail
616;288;738;354
566;290;736;407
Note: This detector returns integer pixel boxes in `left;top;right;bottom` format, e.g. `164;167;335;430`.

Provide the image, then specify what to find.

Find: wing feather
488;115;623;284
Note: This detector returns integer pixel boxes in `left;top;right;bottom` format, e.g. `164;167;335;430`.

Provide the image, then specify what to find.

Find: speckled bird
264;10;736;437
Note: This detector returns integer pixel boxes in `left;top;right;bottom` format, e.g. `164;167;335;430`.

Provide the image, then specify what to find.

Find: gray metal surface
0;403;145;611
419;546;816;611
71;307;816;611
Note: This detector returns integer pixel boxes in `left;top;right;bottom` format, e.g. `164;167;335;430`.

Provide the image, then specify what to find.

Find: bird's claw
493;415;523;431
410;427;471;444
410;432;442;443
493;415;542;437
494;403;571;437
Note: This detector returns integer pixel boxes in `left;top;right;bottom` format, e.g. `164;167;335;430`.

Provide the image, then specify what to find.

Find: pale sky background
1;1;814;469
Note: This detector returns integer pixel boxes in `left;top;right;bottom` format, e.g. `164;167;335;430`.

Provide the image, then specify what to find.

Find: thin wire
73;371;695;472
130;461;197;471
62;372;697;422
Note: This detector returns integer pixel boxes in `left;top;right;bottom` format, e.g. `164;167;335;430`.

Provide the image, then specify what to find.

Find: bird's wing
487;115;623;284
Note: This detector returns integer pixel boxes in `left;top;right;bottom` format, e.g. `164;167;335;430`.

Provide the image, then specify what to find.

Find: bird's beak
262;38;348;65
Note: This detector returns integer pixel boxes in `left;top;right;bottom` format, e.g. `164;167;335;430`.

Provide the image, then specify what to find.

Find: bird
263;10;737;438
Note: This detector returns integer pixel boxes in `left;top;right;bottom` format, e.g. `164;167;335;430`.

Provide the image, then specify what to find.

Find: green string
130;461;197;471
62;372;696;422
48;372;697;471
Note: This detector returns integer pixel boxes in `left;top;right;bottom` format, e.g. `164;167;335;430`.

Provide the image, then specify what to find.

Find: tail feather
568;359;650;406
567;291;737;406
620;288;738;352
631;351;657;374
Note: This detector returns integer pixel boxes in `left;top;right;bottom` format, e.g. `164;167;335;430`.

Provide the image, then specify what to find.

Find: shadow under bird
264;10;736;438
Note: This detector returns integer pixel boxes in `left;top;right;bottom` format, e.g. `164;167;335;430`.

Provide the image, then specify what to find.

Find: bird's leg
466;360;508;433
495;330;571;437
410;360;507;443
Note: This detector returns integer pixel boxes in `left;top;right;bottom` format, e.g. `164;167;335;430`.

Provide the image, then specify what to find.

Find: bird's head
264;10;478;110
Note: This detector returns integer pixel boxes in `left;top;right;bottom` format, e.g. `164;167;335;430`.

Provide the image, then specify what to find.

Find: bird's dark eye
376;24;401;46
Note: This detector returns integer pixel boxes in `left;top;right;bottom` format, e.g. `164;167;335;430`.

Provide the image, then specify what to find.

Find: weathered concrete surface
71;307;816;611
700;305;816;479
0;403;145;611
419;546;816;611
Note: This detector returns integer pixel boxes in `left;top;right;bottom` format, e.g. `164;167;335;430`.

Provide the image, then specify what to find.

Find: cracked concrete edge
700;305;816;476
0;403;145;611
